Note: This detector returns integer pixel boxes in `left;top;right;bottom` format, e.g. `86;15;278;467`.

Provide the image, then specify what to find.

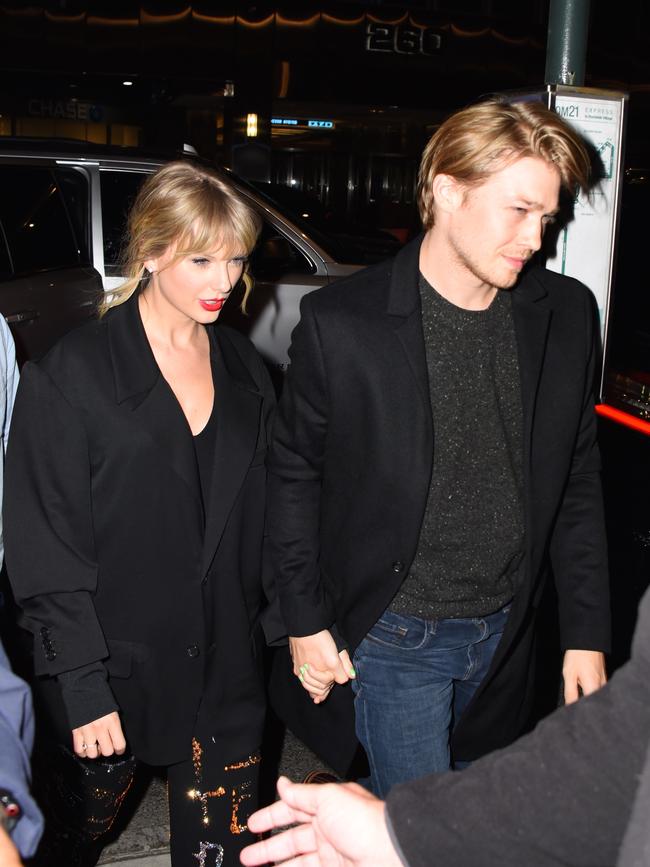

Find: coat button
45;651;57;661
392;561;404;573
186;645;200;658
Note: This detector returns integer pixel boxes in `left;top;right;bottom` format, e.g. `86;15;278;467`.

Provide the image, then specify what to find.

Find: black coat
267;237;611;775
4;293;276;766
386;585;650;867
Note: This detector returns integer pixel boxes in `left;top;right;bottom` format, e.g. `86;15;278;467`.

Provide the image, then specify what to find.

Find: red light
596;404;650;436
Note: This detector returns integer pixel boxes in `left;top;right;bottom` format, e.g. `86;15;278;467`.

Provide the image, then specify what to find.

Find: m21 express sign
546;87;627;339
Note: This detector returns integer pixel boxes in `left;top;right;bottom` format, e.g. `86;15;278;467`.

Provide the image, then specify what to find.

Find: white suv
0;140;399;371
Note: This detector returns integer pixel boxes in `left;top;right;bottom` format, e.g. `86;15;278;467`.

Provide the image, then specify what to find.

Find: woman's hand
290;631;355;704
72;711;127;759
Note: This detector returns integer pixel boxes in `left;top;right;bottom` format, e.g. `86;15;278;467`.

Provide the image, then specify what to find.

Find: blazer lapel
511;268;552;468
386;236;432;425
106;294;202;514
200;328;263;577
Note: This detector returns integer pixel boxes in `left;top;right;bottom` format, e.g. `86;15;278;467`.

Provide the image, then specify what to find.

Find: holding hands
289;630;355;704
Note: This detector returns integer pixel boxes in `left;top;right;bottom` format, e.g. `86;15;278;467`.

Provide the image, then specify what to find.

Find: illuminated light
122;80;133;86
301;213;309;218
278;60;290;99
277;13;320;27
238;14;275;29
368;12;408;25
141;7;191;24
450;24;490;37
271;118;298;126
28;223;35;228
188;789;197;799
246;113;258;137
307;120;334;128
595;404;650;436
87;16;138;27
322;13;364;26
191;11;235;25
44;11;85;23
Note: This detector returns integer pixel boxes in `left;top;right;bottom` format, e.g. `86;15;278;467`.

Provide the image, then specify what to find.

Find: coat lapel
386;236;432;428
511;268;552;469
200;328;263;577
106;294;202;515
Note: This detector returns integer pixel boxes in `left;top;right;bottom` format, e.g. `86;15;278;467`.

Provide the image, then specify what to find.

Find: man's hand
72;711;127;759
0;824;23;867
562;649;607;704
290;631;355;704
240;776;402;867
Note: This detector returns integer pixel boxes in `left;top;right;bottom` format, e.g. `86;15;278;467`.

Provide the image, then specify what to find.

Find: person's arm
267;295;352;698
549;291;610;702
0;641;43;859
241;589;650;867
385;588;650;867
0;315;18;454
4;363;125;755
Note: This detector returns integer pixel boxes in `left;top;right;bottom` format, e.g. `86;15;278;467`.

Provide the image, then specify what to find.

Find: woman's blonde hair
100;160;262;314
417;98;592;230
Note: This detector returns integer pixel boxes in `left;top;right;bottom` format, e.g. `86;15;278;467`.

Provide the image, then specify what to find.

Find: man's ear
430;174;465;214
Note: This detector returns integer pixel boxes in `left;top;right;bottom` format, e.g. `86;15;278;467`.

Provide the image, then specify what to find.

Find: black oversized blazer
4;292;276;766
267;236;611;775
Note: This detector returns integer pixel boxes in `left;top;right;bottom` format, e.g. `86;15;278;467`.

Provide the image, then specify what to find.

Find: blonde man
268;98;610;794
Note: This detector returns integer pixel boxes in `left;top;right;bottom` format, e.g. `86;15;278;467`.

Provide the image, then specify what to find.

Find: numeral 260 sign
366;22;442;55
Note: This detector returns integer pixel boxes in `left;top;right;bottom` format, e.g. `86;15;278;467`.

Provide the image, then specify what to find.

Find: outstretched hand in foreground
240;775;403;867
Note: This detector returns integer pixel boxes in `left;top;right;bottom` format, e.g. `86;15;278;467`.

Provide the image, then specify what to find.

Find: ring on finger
81;743;88;750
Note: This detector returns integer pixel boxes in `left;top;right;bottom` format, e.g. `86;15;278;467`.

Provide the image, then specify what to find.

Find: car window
100;169;149;275
0;165;84;276
251;220;315;278
0;225;12;281
55;168;91;265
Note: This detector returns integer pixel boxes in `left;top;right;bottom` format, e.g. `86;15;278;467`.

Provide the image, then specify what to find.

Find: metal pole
544;0;591;86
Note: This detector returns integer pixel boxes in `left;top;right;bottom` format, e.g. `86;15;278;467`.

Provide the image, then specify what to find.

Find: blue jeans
351;603;511;797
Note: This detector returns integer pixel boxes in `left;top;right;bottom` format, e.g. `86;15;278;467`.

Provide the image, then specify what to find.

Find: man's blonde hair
101;160;261;314
417;98;591;230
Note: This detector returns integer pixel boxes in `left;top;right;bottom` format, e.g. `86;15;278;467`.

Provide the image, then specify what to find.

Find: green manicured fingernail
350;667;356;676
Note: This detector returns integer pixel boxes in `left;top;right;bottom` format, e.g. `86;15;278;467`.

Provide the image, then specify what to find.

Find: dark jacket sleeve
267;292;338;638
386;588;650;867
4;362;109;677
548;290;610;652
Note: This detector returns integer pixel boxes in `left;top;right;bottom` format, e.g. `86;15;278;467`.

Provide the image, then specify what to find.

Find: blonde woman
4;161;275;866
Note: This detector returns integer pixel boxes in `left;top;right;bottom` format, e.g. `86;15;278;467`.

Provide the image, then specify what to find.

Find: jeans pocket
362;614;427;651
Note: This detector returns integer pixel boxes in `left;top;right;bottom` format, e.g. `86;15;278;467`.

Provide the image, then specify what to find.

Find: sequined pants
30;739;260;867
167;739;261;867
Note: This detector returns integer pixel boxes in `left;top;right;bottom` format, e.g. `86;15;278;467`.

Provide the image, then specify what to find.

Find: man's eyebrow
516;197;560;215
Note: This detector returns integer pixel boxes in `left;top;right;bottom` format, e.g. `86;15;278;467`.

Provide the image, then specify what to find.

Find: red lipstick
199;299;224;312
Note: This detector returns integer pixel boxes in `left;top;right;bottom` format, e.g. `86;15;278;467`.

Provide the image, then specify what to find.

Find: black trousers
31;737;261;867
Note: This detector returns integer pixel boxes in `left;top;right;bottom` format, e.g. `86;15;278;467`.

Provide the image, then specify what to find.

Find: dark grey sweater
390;275;524;619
